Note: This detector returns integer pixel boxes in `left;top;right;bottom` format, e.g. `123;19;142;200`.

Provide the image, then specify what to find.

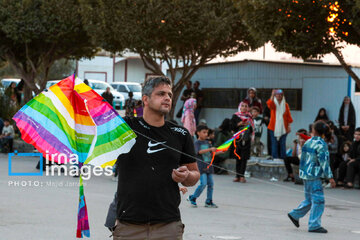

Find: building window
202;88;302;110
355;83;360;94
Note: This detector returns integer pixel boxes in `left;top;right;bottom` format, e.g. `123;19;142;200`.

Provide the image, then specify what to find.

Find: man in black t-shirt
109;76;200;240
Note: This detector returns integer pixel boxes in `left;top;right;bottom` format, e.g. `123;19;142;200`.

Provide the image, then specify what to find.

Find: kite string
207;153;216;169
233;140;241;160
129;128;360;207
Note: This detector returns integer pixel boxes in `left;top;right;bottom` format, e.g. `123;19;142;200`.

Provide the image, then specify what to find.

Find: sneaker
270;177;278;182
187;196;197;207
309;227;328;233
287;213;299;228
205;201;218;208
324;183;331;188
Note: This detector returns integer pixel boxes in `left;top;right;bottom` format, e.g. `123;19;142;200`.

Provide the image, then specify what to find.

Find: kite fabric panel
207;126;250;168
13;74;137;238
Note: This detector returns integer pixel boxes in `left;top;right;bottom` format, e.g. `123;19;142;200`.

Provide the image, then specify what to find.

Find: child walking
288;120;336;233
188;125;218;208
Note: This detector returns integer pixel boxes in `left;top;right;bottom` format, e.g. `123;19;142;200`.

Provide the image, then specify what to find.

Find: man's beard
148;104;171;115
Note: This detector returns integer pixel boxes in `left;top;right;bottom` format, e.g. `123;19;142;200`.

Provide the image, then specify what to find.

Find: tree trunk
332;48;360;90
22;75;40;103
168;85;183;120
23;87;33;104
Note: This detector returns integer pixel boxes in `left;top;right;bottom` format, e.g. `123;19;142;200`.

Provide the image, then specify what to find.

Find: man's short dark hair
142;76;172;97
196;125;208;133
355;127;360;133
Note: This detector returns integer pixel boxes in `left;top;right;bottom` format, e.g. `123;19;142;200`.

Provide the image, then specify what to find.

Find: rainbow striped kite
13;74;136;238
207;126;249;168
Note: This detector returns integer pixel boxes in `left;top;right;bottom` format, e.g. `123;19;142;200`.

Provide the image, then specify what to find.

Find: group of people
283;96;359;189
178;83;360;234
2;75;359;237
180;86;295;184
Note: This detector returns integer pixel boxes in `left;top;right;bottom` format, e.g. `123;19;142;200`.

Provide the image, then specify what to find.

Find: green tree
82;0;262;117
240;0;360;88
0;0;97;101
0;61;18;78
44;59;76;81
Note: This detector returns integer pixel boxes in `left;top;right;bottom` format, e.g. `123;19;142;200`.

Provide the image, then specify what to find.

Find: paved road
1;153;360;240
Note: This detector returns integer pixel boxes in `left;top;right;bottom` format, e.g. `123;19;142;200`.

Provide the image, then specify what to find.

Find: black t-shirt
194;88;203;108
116;117;196;224
194;140;214;174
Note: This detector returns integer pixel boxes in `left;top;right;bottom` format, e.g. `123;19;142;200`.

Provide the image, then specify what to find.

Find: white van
46;79;125;109
110;82;142;100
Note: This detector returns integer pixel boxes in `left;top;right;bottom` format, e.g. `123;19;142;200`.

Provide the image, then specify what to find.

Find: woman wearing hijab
181;92;197;136
338;96;356;141
315;108;329;122
230;101;254;183
267;89;293;160
239;87;263;114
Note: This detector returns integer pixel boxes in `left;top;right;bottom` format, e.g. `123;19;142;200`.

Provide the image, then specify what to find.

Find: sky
210;42;360;66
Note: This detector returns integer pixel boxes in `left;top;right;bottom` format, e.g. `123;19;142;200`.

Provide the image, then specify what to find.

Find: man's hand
172;166;190;183
237;121;246;126
210;147;217;153
329;178;336;188
287;125;291;134
179;187;188;195
347;159;355;165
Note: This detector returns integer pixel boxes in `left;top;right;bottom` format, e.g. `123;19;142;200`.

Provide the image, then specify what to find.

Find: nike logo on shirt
147;141;166;154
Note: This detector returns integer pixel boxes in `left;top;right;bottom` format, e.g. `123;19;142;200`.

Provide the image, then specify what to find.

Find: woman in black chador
338;96;356;141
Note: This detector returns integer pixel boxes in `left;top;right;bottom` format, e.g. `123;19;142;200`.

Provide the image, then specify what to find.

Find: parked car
45;80;60;89
110;82;142;100
46;79;125;109
87;80;125;109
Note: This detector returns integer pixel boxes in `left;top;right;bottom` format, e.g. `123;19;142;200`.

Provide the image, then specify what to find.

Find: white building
77;53;152;84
